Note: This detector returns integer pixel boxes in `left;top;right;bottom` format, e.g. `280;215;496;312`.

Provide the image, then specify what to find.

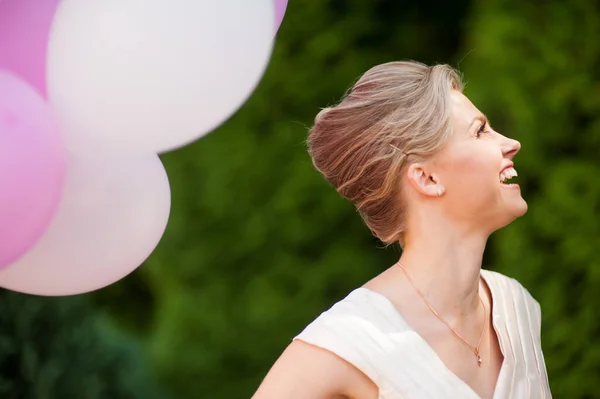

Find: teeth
500;167;518;183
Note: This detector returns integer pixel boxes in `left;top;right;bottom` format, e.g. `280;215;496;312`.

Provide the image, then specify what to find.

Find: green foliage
460;0;600;396
0;290;167;399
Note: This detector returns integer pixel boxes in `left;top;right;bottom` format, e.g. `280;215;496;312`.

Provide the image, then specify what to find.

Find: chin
502;198;528;226
512;197;528;217
490;198;528;231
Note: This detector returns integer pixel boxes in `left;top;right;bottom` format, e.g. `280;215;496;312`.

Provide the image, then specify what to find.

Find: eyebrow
467;114;492;132
470;115;488;126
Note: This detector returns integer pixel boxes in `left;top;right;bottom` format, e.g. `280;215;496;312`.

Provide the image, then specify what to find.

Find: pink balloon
0;0;62;96
0;150;170;296
274;0;288;33
0;70;66;269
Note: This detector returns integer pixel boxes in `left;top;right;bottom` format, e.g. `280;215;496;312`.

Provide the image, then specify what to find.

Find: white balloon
0;148;171;296
47;0;274;154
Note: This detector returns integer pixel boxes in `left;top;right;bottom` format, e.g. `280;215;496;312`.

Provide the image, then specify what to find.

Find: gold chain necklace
397;262;487;367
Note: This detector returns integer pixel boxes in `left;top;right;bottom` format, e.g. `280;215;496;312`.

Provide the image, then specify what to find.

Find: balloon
274;0;288;33
0;0;61;96
0;149;171;296
47;0;275;154
0;70;65;269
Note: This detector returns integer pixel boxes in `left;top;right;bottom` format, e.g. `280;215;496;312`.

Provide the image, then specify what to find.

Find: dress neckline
354;269;509;399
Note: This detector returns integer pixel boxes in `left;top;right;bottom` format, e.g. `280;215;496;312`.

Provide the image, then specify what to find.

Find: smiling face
408;90;527;233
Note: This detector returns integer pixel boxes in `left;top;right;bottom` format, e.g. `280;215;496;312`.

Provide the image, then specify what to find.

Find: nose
502;136;521;159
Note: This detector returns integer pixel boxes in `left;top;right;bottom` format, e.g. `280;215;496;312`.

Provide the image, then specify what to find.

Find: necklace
397;262;487;367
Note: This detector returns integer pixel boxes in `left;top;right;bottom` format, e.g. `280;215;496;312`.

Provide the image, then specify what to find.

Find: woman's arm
252;340;378;399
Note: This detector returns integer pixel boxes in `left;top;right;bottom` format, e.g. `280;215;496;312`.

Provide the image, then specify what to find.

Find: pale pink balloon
0;149;170;296
0;70;65;269
275;0;288;32
47;0;274;154
0;0;62;96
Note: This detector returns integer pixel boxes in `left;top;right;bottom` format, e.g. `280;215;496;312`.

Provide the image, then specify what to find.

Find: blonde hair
307;61;464;245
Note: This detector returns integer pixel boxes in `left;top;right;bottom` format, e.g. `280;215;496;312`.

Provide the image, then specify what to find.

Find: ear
406;163;446;198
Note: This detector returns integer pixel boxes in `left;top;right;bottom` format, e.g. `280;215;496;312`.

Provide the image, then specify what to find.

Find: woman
252;61;551;398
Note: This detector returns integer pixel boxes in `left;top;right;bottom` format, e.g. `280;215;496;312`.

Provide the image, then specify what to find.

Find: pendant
474;348;482;367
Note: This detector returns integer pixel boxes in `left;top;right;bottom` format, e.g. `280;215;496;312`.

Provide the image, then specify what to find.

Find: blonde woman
252;61;551;399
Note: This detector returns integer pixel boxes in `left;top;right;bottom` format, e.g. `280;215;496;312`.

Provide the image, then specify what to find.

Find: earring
437;188;444;197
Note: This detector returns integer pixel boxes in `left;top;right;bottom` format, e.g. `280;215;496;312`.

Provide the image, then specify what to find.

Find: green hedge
0;290;167;399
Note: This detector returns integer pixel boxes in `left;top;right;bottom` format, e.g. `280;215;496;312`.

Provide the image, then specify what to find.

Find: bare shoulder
252;339;378;399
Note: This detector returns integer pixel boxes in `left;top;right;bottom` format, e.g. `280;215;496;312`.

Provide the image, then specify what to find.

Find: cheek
443;151;501;191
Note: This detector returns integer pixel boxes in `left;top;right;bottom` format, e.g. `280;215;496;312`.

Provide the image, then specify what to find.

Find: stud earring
437;187;444;197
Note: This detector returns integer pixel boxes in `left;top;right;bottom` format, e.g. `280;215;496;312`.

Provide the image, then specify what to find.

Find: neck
399;220;489;321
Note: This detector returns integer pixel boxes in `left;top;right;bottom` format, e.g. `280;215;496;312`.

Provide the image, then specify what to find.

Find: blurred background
2;0;600;397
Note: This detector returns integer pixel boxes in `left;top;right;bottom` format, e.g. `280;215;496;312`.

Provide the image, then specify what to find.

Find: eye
476;122;488;138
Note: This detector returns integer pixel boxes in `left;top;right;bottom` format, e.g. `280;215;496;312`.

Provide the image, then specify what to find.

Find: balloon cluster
0;0;289;296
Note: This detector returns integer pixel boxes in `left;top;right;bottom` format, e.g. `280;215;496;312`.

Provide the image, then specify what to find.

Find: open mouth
500;167;518;186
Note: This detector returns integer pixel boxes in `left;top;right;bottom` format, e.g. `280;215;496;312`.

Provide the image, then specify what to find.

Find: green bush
0;290;167;399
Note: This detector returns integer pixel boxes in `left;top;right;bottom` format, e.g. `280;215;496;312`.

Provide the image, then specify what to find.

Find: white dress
294;270;552;399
